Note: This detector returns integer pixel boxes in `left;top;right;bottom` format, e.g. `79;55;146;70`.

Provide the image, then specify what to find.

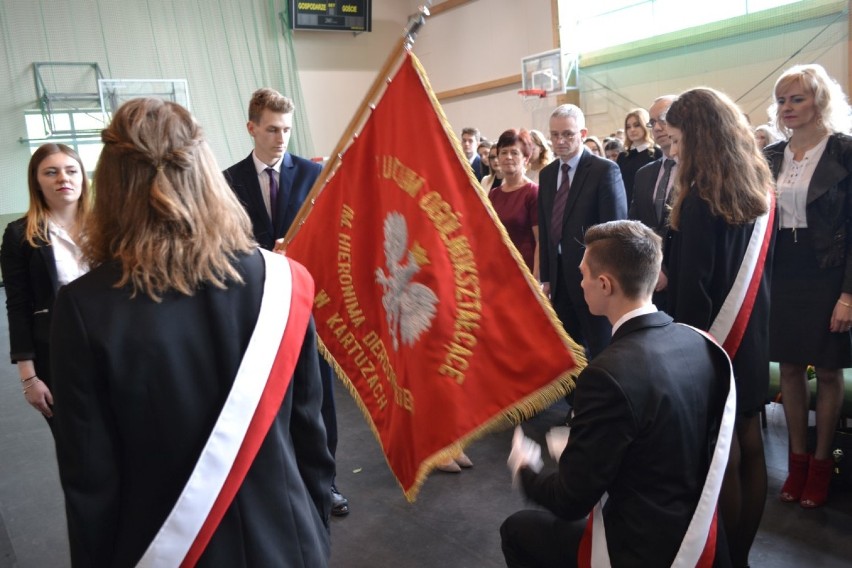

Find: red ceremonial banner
286;51;583;500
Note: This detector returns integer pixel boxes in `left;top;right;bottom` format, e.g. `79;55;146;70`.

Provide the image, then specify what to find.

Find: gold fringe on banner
316;52;588;502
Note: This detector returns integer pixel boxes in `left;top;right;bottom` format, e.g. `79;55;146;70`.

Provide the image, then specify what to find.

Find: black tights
718;414;766;568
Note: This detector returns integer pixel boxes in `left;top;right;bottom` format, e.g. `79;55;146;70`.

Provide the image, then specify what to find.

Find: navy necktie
265;167;279;224
550;163;571;247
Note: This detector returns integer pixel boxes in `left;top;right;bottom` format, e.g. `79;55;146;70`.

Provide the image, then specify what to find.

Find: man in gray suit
538;104;627;359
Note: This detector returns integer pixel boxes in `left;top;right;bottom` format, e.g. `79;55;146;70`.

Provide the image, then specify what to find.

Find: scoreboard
289;1;371;32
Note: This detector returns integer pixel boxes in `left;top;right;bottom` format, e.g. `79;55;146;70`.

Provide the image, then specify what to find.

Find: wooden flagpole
279;4;433;247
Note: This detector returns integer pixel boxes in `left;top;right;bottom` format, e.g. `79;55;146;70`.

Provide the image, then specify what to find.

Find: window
23;110;105;174
561;0;803;53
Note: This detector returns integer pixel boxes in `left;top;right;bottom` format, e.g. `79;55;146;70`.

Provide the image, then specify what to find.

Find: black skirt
769;228;852;368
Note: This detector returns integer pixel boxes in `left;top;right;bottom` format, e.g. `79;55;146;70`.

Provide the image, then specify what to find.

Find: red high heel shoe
800;455;833;508
779;452;810;503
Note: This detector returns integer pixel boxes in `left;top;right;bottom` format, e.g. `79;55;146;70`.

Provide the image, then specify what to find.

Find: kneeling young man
502;220;734;567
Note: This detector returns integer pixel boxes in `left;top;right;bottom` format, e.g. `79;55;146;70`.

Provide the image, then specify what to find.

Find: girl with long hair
0;144;91;423
665;87;774;568
51;98;334;566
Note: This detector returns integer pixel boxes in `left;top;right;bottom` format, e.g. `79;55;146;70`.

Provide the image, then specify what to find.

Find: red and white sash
137;250;314;568
670;327;735;568
578;332;735;568
708;191;775;358
580;191;773;567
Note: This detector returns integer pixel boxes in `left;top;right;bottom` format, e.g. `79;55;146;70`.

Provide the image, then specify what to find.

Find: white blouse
776;136;830;229
48;222;88;286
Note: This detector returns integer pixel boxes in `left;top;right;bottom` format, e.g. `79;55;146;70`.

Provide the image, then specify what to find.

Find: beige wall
409;0;557;140
292;0;411;156
402;1;847;142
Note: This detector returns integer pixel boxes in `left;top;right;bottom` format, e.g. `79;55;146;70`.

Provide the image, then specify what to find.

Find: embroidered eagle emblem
375;212;439;351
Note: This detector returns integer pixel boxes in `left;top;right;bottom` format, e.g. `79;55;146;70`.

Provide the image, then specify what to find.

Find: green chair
763;362;852;428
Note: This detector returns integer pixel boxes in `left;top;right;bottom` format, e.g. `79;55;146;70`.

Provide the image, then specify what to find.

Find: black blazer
628;158;667;235
667;190;773;415
538;149;627;301
51;250;334;567
617;145;662;206
223;152;322;250
0;218;60;384
471;154;484;181
520;311;729;566
629;158;673;310
765;134;852;292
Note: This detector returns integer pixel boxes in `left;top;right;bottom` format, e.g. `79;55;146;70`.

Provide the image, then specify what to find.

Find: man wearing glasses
538;104;627;361
629;95;678;311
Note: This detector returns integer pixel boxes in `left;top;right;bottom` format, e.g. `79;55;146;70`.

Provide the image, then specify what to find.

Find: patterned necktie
265;167;279;224
654;159;675;224
550;163;571;248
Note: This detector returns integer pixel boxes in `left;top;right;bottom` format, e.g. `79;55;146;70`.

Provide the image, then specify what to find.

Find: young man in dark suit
460;126;484;181
223;88;349;516
501;220;733;567
629;94;677;311
223;88;322;251
538;104;627;360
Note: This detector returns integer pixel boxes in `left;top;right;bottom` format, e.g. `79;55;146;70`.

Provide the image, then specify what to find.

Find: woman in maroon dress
489;129;540;279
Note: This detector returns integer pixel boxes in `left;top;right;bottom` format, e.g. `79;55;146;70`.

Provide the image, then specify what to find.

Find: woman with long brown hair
765;63;852;510
665;87;774;568
0;144;91;424
50;98;334;566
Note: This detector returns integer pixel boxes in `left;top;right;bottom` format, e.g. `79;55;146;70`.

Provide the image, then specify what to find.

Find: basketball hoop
519;89;547;114
518;89;547;99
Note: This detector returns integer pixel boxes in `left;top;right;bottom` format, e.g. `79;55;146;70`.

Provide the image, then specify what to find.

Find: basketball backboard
520;48;578;95
99;79;191;118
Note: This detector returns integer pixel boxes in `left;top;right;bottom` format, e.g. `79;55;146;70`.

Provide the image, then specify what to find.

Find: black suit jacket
0;218;61;384
667;190;773;415
538;149;627;302
471;155;484;181
223;152;322;250
617;145;662;207
51;250;334;567
629;159;672;310
765;134;852;291
628;158;666;234
520;311;729;566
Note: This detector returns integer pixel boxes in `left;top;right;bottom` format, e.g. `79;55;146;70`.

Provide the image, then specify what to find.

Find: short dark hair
603;138;624;153
248;88;294;123
461;127;480;141
583;220;662;299
496;128;533;159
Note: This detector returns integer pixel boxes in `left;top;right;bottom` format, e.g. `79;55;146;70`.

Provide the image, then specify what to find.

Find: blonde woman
765;64;852;510
525;129;554;185
616;108;661;206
